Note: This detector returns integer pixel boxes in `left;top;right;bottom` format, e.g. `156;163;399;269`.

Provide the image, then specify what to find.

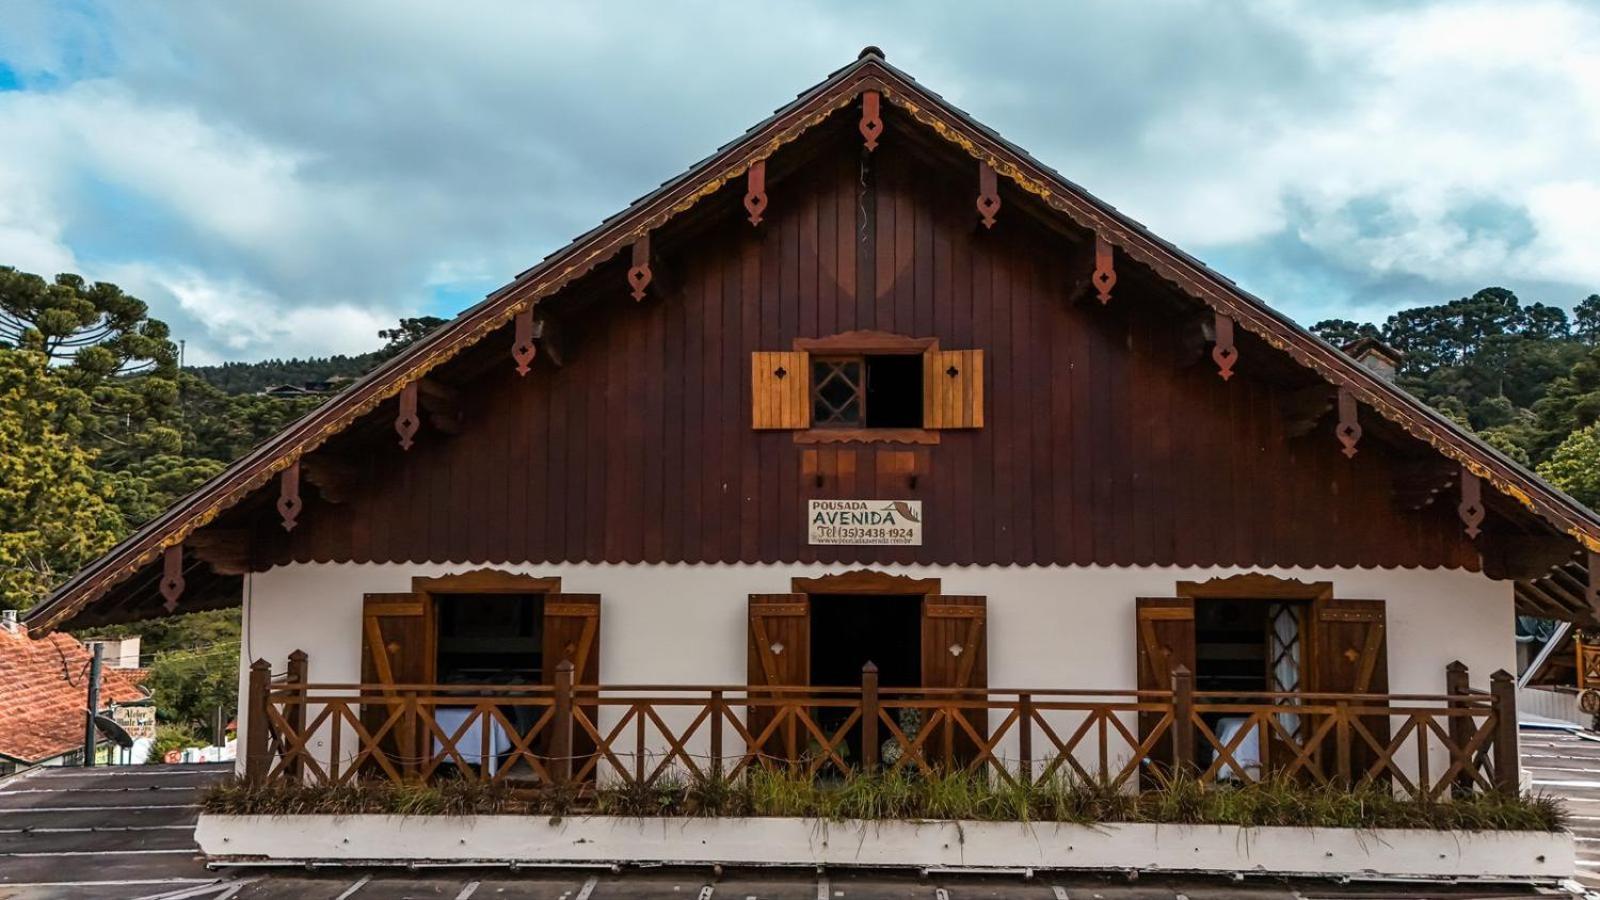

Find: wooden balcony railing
243;655;1520;802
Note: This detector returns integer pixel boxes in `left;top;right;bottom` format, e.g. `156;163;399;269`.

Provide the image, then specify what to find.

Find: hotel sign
807;499;922;546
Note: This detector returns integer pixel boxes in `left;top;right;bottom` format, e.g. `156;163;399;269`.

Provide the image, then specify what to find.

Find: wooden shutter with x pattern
747;593;810;761
360;592;434;776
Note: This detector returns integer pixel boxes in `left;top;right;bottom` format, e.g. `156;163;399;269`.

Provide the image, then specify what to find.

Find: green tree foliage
376;315;447;360
0;263;431;734
0;266;177;376
1323;287;1598;466
0;350;124;610
1539;423;1600;510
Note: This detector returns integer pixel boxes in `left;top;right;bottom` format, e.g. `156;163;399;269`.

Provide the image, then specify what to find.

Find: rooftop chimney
1;609;19;635
1341;336;1404;383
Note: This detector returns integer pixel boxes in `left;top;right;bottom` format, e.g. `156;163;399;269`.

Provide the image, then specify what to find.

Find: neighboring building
23;52;1600;817
0;613;149;775
83;634;142;669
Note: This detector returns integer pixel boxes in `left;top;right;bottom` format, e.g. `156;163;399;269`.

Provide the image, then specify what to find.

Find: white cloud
0;0;1597;360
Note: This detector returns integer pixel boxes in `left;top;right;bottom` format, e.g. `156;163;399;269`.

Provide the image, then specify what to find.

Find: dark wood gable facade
257;116;1481;574
29;49;1599;633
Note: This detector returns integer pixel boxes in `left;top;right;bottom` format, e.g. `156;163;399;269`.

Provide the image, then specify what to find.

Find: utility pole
82;642;103;767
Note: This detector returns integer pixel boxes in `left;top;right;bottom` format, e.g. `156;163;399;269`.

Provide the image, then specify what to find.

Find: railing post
551;659;575;787
1490;669;1521;795
1335;701;1352;785
1171;665;1195;776
1018;692;1034;785
285;649;308;780
401;691;418;778
861;662;880;773
1445;660;1472;795
709;689;725;780
244;658;271;786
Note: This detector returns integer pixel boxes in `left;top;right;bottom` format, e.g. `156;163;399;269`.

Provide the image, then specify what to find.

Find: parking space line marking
816;874;829;899
333;874;372;900
575;874;599;900
455;881;480;899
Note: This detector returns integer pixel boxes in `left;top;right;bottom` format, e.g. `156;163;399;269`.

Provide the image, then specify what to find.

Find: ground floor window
434;592;544;686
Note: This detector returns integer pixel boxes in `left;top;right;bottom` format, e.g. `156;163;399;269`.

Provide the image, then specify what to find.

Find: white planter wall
197;814;1571;882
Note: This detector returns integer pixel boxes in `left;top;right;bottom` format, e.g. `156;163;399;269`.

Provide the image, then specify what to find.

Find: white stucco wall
237;562;1514;782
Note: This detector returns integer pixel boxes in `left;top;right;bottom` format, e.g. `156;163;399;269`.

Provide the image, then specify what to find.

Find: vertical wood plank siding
281;138;1478;572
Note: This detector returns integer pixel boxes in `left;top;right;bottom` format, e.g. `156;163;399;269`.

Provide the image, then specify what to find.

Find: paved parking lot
0;760;1579;900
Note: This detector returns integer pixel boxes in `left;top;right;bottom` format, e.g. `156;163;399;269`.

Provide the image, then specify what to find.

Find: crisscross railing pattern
243;655;1519;801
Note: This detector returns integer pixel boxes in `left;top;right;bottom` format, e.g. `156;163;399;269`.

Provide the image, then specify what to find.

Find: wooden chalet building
27;50;1600;799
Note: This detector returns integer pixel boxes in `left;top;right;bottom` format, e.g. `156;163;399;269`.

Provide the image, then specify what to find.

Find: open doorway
434;593;545;686
1192;597;1305;777
808;594;922;768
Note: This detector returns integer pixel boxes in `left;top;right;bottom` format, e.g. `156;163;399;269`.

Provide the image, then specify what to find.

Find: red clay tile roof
0;626;149;764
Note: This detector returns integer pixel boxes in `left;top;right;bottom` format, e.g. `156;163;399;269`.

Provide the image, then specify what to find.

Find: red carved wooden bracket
1211;313;1238;380
745;159;768;226
512;308;537;376
1092;234;1116;304
277;460;302;532
976;162;1000;228
859;90;882;151
160;544;185;613
628;233;652;301
1335;387;1362;458
1458;467;1485;538
395;381;420;450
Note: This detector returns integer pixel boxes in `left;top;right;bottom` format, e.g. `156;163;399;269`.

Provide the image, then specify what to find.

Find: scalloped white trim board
196;815;1572;882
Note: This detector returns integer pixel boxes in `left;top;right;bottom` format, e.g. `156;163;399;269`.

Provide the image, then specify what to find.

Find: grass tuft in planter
202;769;1566;833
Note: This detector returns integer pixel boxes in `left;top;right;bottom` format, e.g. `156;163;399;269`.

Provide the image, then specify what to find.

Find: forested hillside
0;265;439;749
1312;288;1600;507
4;263;1599;746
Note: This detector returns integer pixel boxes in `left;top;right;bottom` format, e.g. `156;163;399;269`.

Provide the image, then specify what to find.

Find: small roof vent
1341;336;1404;383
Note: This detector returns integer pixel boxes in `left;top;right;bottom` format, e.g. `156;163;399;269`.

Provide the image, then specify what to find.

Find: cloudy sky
2;2;1597;364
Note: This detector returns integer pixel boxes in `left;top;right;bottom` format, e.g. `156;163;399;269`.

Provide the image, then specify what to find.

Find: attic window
811;355;923;429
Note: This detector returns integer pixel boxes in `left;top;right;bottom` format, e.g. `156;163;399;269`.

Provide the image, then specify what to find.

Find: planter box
197;814;1573;882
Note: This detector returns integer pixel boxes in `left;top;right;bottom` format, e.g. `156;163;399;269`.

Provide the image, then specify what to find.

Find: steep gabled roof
27;49;1600;632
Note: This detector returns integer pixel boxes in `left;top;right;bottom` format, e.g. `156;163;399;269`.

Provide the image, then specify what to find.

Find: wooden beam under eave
1549;564;1592;605
1524;576;1587;621
1392;459;1458;511
301;455;361;504
1480;534;1579;581
187;528;254;576
417;377;463;435
1516;580;1572;620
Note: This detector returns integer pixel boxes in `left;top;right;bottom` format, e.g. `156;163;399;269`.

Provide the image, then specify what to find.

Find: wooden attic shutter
747;593;809;759
361;593;433;774
923;349;983;429
921;595;988;764
1135;597;1195;780
751;351;810;429
1312;598;1390;782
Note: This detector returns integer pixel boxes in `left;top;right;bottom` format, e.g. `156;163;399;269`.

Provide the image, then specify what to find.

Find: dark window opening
435;593;544;685
809;594;923;770
865;355;923;428
810;354;923;429
1192;598;1306;775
